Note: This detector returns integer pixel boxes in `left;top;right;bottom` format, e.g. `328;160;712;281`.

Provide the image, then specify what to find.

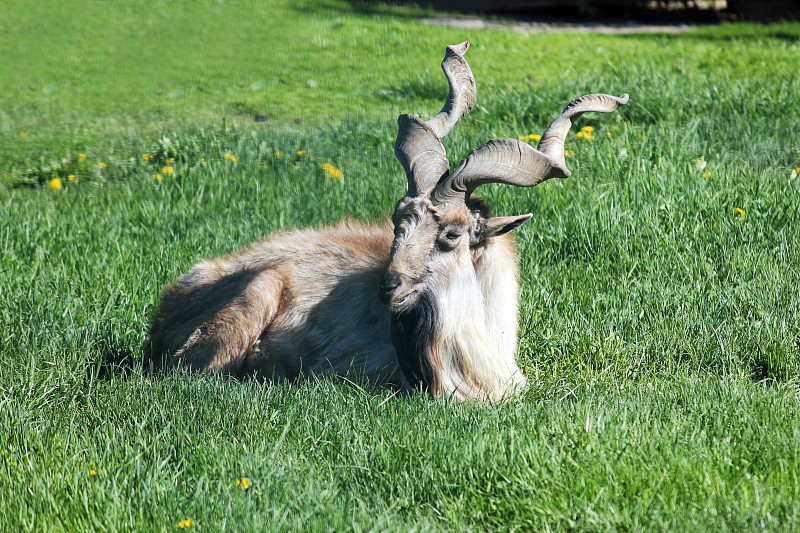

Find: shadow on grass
292;0;438;19
95;338;141;380
748;339;800;383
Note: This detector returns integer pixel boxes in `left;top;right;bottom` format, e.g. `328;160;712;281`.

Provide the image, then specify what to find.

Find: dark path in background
346;0;799;23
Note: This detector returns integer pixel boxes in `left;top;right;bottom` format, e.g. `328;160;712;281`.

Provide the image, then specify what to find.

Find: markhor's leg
145;268;283;375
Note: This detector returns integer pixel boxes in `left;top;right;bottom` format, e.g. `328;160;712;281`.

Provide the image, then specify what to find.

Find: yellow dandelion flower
99;162;107;169
297;150;307;156
605;132;611;138
702;172;712;179
796;167;800;173
565;150;575;156
162;165;174;175
143;154;151;161
584;134;595;140
322;163;343;180
274;151;282;157
68;174;76;181
88;469;98;476
519;134;541;142
236;477;251;490
49;178;63;190
576;131;584;139
167;158;175;164
200;158;205;163
153;174;163;182
224;154;238;163
175;519;196;529
735;208;746;217
78;153;87;160
581;126;594;133
20;132;29;138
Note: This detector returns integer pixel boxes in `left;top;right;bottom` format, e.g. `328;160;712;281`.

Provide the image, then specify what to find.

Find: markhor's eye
438;231;461;250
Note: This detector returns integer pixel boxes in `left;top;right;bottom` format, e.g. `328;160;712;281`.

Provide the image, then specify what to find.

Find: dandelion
224;154;238;163
78;153;87;160
297;150;307;157
581;126;594;133
143;154;151;161
236;477;251;490
153;174;163;182
735;208;746;217
565;149;575;156
167;158;175;164
702;172;712;179
576;131;584;139
584;133;595;140
99;162;107;169
161;165;174;175
606;132;612;138
68;174;76;181
175;519;195;529
796;167;800;173
20;132;29;138
322;162;342;180
88;469;98;476
200;158;205;163
274;151;282;157
519;134;541;142
49;178;63;190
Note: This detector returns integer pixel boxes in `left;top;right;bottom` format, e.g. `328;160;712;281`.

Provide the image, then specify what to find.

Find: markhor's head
378;41;628;313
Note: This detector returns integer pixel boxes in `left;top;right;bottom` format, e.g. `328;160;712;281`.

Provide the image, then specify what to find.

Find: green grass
2;1;800;531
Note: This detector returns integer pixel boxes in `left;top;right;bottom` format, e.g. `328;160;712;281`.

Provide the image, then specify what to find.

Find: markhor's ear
474;213;532;244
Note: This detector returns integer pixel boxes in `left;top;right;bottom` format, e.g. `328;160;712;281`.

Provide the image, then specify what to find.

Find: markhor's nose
379;271;402;301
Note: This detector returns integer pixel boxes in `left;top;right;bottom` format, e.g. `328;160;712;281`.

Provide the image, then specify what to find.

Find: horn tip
397;113;418;126
447;41;470;56
555;166;573;179
618;93;629;105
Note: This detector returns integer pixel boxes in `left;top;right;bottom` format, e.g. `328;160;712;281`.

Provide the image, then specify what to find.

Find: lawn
2;1;800;531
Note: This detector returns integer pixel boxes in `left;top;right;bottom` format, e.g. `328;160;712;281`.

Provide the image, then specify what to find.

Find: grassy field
2;1;800;531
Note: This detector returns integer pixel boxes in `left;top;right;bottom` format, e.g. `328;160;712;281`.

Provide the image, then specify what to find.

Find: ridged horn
431;93;628;204
394;41;476;197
